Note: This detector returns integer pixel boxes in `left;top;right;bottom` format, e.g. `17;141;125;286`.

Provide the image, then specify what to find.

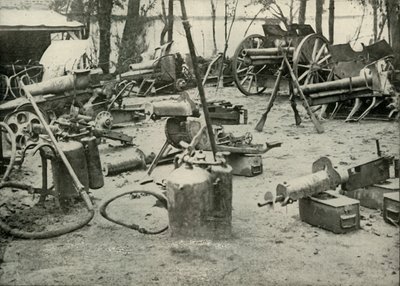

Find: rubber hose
0;122;17;183
99;190;168;235
0;182;94;239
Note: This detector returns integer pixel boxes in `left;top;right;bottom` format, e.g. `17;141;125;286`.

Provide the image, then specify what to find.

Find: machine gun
258;142;393;208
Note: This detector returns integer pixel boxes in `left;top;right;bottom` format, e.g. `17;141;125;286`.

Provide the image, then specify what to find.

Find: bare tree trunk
372;0;378;42
289;0;294;25
97;0;113;73
224;0;228;44
315;0;324;34
167;0;174;42
298;0;307;24
84;0;96;39
160;0;168;44
328;0;334;43
386;0;400;67
210;0;217;55
117;0;141;72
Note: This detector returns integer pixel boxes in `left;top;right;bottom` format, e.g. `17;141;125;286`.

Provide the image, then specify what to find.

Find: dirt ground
0;86;399;286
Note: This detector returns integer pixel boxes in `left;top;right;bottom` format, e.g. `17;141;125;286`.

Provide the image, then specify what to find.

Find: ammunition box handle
340;214;357;229
386;207;399;215
251;165;262;175
386;207;400;221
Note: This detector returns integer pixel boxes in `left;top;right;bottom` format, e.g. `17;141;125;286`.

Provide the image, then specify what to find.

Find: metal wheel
95;111;113;130
3;107;46;149
232;34;268;96
293;34;335;86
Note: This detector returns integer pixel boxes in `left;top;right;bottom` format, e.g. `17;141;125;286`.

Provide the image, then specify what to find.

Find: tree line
51;0;400;74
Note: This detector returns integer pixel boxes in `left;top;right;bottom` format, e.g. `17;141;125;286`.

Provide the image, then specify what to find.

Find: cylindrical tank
166;153;233;239
102;148;146;176
208;160;233;238
51;141;89;204
166;162;212;238
81;136;104;189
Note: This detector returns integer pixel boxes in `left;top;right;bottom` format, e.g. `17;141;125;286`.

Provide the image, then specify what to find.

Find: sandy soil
0;86;399;286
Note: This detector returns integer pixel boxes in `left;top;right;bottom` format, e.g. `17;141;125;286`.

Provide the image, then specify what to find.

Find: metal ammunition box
299;190;360;234
226;154;263;177
342;179;399;210
383;192;400;225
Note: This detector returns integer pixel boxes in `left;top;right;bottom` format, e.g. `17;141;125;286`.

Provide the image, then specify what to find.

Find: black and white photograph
0;0;399;285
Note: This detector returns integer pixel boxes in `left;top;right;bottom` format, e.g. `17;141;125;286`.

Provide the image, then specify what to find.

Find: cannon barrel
25;70;90;96
129;61;156;72
243;56;287;66
300;74;373;95
242;47;295;57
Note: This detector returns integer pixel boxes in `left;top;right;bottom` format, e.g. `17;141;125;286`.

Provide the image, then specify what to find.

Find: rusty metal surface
25;70;90;96
383;192;400;225
81;136;104;189
102;148;146;176
341;156;393;191
261;24;314;47
145;93;199;119
207;101;247;125
226;154;263;177
166;151;232;239
260;157;344;207
342;178;399;210
51;141;89;204
299;190;360;234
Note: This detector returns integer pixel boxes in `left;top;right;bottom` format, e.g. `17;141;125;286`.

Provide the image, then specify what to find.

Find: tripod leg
283;56;324;134
288;80;302;126
254;59;285;132
146;139;170;177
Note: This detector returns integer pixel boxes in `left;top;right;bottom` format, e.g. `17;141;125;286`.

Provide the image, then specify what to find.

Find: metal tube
301;75;373;95
242;47;295;57
25;71;90;96
19;80;93;210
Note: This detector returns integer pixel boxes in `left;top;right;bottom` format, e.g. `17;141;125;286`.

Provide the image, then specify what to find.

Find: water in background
89;1;387;72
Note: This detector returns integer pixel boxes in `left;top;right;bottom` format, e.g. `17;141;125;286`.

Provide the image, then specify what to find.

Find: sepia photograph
0;0;399;285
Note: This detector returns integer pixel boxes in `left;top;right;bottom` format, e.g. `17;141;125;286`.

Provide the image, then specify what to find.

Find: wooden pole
179;0;218;160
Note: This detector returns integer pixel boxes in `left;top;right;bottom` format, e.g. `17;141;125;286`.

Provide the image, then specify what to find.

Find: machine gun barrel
259;157;345;207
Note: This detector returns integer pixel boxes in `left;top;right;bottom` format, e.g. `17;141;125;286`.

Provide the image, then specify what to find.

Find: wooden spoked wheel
232;34;268;96
293;33;335;86
293;34;336;119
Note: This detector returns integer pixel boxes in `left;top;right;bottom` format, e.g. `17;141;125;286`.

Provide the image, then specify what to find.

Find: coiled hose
0;122;17;183
0;181;94;239
99;189;168;235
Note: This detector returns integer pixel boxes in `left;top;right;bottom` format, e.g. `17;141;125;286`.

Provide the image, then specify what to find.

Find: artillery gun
232;23;320;96
234;21;399;122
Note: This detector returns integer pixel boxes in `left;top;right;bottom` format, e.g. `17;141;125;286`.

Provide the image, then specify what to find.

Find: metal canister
102;148;146;176
208;156;233;238
166;161;213;238
166;152;233;239
51;141;89;203
81;136;104;189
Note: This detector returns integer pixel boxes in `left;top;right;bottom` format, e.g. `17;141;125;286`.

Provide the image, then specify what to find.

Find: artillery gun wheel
293;34;335;86
232;34;267;96
3;105;49;149
293;34;336;119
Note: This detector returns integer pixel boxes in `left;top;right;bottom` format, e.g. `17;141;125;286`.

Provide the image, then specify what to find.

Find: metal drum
81;136;104;189
51;141;89;203
166;152;233;239
208;159;233;238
